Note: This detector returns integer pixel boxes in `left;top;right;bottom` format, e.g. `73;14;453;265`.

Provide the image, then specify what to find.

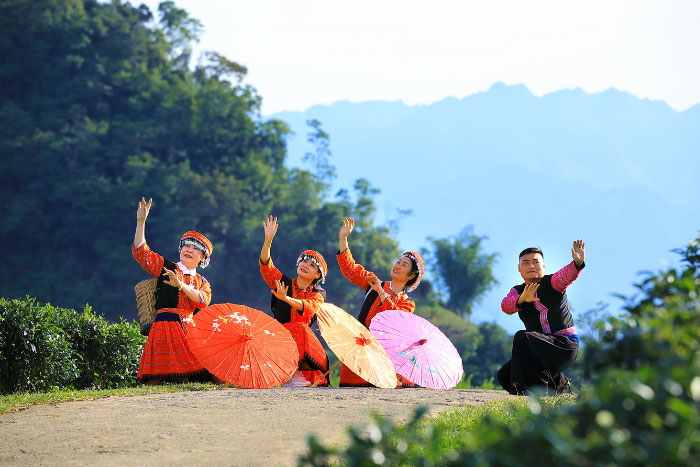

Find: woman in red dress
132;197;213;384
259;215;330;387
336;217;424;387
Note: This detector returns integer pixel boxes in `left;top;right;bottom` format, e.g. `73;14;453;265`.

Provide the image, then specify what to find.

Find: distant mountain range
269;83;700;333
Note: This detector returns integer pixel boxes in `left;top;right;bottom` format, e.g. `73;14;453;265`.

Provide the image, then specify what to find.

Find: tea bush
0;297;145;393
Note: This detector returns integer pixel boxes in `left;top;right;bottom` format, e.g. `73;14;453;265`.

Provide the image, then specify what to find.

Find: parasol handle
311;360;342;387
406;338;428;351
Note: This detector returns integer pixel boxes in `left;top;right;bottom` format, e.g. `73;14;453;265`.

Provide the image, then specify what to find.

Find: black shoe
556;375;571;395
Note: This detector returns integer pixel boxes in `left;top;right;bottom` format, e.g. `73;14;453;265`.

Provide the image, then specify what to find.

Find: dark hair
405;256;420;289
519;247;544;259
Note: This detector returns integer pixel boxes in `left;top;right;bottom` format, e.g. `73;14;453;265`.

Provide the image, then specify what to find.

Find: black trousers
497;330;578;395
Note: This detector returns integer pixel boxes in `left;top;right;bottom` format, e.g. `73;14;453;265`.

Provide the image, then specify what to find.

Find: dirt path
0;387;514;466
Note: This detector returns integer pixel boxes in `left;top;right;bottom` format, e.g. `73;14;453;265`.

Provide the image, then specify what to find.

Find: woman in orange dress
132;197;213;384
336;217;424;387
259;215;330;387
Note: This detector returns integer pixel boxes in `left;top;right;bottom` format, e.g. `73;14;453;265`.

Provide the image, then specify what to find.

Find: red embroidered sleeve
132;242;164;277
337;248;374;289
551;261;584;293
300;290;325;317
198;278;212;306
260;258;283;289
501;288;521;315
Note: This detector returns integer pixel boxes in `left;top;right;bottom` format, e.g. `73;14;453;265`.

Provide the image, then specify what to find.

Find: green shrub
0;298;77;393
57;305;145;389
0;297;145;393
299;233;700;466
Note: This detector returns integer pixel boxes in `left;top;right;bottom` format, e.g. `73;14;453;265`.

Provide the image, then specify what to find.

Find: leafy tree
303;119;335;183
411;284;481;364
200;51;248;83
0;0;338;320
462;321;511;386
0;0;510;386
156;0;203;68
424;226;498;317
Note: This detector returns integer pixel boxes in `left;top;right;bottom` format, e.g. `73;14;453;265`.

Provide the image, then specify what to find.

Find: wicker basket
135;278;157;335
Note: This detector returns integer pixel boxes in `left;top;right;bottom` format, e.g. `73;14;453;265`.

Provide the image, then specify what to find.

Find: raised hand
365;273;383;294
518;282;540;304
339;217;355;239
339;217;355;253
571;239;586;266
272;279;289;301
162;267;182;290
263;215;278;242
136;197;152;223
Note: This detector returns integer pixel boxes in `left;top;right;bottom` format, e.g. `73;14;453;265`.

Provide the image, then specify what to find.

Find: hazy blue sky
139;0;700;114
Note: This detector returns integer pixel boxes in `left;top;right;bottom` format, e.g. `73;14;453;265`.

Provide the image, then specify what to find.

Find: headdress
296;250;328;284
179;231;213;268
400;250;424;292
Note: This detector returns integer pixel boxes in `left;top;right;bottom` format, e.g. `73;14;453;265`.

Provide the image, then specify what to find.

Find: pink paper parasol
370;309;464;389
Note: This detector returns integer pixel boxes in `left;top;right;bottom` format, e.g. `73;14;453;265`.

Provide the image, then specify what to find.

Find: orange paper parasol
186;303;298;388
316;303;396;389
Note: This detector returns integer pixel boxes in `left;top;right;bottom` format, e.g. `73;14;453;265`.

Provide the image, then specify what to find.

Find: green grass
302;394;579;466
410;395;577;457
0;383;218;414
454;374;498;390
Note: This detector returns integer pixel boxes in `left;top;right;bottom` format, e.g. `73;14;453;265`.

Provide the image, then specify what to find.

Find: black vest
513;274;575;334
154;258;207;312
357;281;413;328
270;274;326;325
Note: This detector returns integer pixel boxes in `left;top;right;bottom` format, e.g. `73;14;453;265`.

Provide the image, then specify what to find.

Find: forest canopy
0;0;505;384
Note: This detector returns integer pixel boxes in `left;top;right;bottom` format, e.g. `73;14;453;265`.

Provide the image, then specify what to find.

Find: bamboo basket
135;278;157;335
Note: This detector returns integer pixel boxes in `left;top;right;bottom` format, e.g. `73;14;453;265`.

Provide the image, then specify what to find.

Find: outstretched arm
260;215;278;265
337;247;377;289
572;239;585;267
131;197;165;277
339;217;354;253
552;239;586;292
338;217;378;289
133;197;151;247
259;216;284;288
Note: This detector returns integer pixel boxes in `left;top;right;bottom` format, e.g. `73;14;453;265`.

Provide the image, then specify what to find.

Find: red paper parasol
370;309;464;389
316;303;397;389
186;303;298;388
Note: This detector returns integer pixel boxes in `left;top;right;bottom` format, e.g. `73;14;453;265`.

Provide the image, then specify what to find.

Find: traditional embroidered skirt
338;364;415;388
137;308;207;381
283;322;329;386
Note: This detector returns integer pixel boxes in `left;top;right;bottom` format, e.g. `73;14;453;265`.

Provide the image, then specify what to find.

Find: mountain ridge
269;83;700;332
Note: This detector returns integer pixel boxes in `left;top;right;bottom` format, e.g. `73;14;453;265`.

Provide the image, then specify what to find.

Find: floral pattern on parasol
187;303;298;388
370;309;464;389
316;303;397;389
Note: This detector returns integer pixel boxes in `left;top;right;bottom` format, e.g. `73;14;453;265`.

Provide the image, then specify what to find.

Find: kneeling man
497;240;586;395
